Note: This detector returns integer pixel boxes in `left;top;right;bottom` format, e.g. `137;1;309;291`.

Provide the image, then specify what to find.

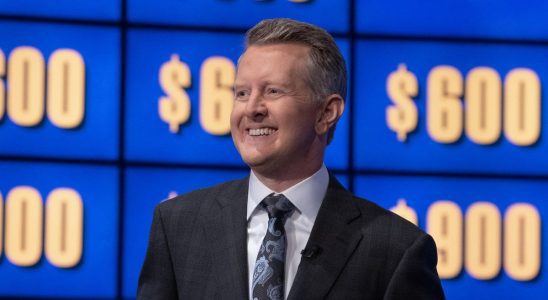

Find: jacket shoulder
155;177;248;216
351;195;428;247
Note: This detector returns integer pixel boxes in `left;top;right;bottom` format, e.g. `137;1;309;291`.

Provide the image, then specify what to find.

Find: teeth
249;128;276;136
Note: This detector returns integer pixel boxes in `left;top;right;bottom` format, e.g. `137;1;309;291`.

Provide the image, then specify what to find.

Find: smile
248;128;277;136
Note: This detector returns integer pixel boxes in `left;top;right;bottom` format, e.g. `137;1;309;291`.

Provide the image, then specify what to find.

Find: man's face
231;43;324;177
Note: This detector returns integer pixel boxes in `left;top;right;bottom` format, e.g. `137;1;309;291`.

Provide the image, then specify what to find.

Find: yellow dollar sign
390;198;418;226
386;64;418;142
158;54;191;133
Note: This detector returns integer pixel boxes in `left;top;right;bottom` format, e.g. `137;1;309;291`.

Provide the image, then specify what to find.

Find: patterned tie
252;193;295;300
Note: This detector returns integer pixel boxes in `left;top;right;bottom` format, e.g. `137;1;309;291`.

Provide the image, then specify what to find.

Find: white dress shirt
247;165;329;299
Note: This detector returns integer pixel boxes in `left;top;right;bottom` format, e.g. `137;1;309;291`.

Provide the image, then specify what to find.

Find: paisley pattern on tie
252;194;295;300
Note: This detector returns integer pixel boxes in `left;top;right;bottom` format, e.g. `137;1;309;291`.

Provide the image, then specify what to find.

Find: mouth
247;128;278;136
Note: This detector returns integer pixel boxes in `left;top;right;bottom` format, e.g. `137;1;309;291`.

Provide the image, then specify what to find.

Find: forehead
236;43;310;83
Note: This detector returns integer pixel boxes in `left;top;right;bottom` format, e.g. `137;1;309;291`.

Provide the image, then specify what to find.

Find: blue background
0;21;120;160
356;0;548;40
0;0;120;21
0;0;546;299
128;0;349;33
0;161;119;298
354;40;548;175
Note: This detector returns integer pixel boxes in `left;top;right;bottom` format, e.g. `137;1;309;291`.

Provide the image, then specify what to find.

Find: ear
315;94;345;136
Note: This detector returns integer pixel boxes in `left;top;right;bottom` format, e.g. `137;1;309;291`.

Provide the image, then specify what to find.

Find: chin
241;155;266;168
242;154;276;174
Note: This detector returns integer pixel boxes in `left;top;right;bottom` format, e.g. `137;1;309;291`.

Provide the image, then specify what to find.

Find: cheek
292;109;318;129
294;114;322;139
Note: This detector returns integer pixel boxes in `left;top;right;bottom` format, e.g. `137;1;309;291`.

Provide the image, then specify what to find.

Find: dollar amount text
386;64;541;146
391;199;540;281
0;186;83;268
0;47;86;129
159;55;234;135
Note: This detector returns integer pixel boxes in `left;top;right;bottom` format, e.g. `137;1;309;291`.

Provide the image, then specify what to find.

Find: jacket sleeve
383;234;446;300
137;205;178;300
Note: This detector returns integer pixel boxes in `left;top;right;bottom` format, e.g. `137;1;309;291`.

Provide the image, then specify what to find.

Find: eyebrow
233;83;247;90
233;77;297;91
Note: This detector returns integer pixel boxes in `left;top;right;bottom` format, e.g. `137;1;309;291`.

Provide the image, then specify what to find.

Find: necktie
252;194;295;300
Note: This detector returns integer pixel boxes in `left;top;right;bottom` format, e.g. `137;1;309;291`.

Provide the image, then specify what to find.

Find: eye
234;89;249;100
266;87;283;97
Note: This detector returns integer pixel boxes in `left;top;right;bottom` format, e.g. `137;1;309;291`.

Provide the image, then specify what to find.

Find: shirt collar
246;165;329;224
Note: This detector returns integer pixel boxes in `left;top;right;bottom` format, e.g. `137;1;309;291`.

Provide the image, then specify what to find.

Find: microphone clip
301;246;322;259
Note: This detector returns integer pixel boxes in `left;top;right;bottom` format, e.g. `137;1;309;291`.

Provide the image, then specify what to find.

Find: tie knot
261;193;295;219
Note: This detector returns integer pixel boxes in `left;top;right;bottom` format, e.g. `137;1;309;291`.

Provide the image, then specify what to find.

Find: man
138;18;445;299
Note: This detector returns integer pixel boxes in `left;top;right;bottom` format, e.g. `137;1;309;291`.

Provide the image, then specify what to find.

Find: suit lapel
288;176;363;300
203;178;249;299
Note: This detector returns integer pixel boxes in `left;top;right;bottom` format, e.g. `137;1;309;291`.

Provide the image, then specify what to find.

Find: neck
252;161;323;192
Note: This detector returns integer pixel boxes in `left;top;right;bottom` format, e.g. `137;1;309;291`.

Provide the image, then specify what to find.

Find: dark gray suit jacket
137;176;445;299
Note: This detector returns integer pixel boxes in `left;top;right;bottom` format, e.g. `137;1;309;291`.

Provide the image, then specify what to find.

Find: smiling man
138;18;445;300
231;42;337;192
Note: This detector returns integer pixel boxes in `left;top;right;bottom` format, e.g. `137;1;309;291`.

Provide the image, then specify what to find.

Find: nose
245;91;267;120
